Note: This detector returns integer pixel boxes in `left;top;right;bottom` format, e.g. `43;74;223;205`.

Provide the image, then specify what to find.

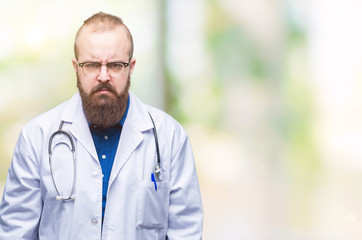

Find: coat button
92;171;99;178
91;217;98;225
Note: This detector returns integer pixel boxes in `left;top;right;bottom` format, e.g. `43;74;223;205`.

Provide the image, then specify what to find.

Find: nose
97;65;110;82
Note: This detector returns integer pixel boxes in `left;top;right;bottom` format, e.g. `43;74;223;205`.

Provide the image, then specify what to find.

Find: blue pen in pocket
151;173;158;191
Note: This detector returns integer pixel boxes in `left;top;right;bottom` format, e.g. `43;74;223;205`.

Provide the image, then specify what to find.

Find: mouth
92;87;115;96
96;88;111;94
91;88;117;102
90;83;118;98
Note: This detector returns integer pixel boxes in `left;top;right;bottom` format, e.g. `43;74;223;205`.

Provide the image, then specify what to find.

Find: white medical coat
0;92;203;239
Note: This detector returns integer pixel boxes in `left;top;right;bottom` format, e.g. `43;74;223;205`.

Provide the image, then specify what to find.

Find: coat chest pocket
136;181;170;229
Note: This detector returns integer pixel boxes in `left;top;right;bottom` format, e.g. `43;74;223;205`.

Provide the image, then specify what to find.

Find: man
0;12;203;239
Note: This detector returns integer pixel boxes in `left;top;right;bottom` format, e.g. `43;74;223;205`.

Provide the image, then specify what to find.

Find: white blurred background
1;0;362;239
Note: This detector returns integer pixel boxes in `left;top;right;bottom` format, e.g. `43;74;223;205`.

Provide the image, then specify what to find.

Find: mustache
90;82;117;96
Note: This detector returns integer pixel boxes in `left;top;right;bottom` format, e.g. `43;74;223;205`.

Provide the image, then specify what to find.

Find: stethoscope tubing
148;112;162;181
48;121;76;201
148;113;160;165
48;112;161;201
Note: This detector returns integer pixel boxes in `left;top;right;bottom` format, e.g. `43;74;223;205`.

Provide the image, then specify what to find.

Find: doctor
0;12;203;239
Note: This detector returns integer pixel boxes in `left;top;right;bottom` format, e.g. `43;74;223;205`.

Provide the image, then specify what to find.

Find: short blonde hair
74;12;134;59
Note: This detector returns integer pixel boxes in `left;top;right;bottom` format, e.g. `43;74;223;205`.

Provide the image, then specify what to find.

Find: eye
107;63;124;70
84;62;101;69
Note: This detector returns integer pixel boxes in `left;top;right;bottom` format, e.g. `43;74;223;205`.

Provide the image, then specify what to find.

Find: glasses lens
107;63;126;75
80;62;128;77
83;63;101;77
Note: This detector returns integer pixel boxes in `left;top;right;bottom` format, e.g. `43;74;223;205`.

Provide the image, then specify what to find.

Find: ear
72;58;78;73
129;58;136;75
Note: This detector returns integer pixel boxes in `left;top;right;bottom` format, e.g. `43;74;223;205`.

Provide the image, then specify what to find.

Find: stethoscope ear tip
71;195;76;200
56;196;62;201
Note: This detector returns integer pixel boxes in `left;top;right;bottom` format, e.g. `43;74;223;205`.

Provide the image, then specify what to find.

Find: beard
77;74;130;129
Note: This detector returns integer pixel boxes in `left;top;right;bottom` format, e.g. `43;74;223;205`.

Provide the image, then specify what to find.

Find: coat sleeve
0;127;42;239
166;132;203;240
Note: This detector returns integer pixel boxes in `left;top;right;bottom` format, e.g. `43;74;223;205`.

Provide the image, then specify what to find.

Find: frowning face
72;26;136;128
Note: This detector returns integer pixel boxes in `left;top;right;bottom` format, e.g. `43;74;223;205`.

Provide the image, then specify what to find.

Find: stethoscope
48;121;76;201
48;113;161;201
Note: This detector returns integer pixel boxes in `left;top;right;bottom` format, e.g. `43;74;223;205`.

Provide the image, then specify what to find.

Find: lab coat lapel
108;92;153;185
109;125;143;184
61;93;98;162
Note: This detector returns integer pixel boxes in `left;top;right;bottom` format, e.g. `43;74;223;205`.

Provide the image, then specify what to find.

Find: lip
91;85;116;96
96;88;111;94
98;89;110;93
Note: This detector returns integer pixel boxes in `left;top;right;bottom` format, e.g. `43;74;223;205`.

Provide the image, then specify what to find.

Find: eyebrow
81;59;129;63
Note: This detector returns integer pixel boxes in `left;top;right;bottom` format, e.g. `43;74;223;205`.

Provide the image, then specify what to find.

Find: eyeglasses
77;61;130;77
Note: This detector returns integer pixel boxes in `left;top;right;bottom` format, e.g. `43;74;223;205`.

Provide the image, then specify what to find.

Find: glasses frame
76;60;130;77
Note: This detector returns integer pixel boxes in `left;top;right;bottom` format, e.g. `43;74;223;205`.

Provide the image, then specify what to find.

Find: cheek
114;76;130;92
78;75;95;94
86;81;96;90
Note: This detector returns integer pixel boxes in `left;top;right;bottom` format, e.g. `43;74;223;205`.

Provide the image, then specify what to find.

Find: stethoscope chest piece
153;163;162;181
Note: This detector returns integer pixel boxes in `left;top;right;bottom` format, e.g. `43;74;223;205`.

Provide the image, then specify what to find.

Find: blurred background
1;0;362;239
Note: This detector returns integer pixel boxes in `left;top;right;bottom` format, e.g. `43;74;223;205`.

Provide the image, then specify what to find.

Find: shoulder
22;94;79;135
130;93;188;149
130;92;184;133
147;105;183;133
13;94;79;158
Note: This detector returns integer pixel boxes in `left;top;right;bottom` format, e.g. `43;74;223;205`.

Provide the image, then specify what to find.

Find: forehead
76;26;130;60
